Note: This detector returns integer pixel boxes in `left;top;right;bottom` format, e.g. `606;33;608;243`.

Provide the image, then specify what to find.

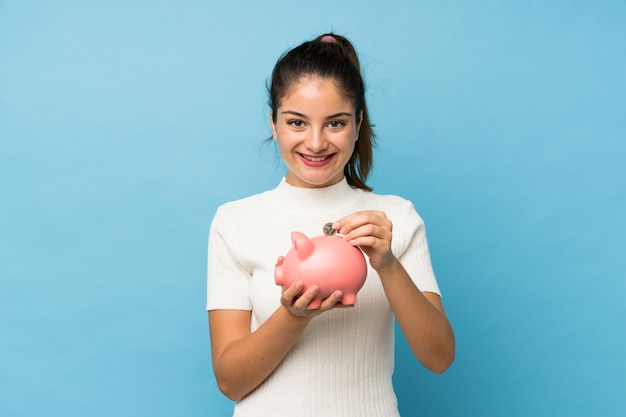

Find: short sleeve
206;206;252;311
394;200;441;296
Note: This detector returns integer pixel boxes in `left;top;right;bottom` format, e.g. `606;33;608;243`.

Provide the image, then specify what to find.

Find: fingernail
339;227;347;235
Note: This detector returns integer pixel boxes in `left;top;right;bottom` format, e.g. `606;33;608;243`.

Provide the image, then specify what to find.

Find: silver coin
323;222;336;236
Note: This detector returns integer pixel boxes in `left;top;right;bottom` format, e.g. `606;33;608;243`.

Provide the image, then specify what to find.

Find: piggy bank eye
323;222;336;236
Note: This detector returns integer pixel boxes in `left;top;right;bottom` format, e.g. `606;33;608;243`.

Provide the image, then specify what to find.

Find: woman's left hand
333;210;395;271
336;210;455;373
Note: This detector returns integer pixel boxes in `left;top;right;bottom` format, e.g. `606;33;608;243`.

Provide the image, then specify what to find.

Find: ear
270;111;277;140
291;231;314;260
355;110;363;141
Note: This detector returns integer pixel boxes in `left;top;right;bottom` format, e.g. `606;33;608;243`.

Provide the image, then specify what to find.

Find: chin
305;176;342;188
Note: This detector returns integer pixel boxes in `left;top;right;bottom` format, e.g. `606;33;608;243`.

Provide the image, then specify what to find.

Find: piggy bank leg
341;293;357;306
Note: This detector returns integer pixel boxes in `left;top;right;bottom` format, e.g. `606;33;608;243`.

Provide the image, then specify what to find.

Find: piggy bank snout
274;266;285;286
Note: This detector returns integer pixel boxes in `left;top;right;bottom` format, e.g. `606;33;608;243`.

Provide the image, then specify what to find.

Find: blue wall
1;1;624;416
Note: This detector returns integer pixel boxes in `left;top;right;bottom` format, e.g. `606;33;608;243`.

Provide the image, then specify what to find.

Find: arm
333;212;455;373
209;277;345;401
375;259;455;373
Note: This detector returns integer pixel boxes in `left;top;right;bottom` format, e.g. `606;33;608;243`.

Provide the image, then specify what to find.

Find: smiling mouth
300;153;333;162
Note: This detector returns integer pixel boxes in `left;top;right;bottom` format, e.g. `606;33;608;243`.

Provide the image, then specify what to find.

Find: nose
306;127;328;152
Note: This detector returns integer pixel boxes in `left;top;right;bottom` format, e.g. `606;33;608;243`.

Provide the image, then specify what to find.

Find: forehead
278;75;354;111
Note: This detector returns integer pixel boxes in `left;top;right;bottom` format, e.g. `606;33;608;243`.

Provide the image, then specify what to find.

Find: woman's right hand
276;256;347;318
209;257;349;401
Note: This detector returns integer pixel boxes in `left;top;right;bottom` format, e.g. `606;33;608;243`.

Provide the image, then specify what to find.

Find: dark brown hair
268;33;375;191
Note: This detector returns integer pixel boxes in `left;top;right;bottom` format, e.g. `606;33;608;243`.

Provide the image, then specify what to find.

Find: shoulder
362;191;431;258
361;191;423;223
209;190;274;236
214;190;272;217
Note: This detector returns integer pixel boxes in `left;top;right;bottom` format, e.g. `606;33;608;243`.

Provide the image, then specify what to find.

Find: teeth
302;154;329;162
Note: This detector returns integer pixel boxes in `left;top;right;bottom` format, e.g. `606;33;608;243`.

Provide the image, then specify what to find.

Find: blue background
1;1;625;416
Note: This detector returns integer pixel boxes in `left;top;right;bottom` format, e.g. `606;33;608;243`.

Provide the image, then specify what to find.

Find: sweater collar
268;177;363;214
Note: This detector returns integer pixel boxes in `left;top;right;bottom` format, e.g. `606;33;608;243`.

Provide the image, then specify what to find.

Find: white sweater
207;178;441;417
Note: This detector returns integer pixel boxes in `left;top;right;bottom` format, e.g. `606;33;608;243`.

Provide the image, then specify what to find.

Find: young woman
207;33;455;417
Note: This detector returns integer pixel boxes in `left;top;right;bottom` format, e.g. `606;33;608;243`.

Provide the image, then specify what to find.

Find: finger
319;290;344;310
335;211;387;235
344;224;392;246
292;285;321;311
345;235;380;248
280;281;304;306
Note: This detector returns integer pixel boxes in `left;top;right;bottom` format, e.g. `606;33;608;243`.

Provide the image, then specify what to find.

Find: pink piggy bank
274;231;367;308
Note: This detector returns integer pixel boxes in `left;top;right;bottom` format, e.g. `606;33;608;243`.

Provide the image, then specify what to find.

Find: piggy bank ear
291;231;314;260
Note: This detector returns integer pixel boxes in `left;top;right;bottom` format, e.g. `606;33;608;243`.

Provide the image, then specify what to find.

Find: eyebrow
280;110;355;119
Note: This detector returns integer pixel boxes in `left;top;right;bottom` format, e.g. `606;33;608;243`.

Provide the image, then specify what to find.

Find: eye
288;119;305;128
328;120;347;129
